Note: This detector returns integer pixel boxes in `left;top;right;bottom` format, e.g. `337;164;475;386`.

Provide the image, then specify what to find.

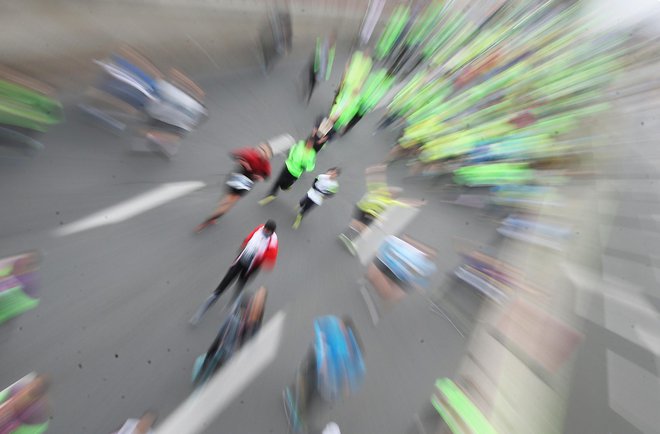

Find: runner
283;316;365;433
338;165;425;256
0;251;41;325
190;220;278;325
311;115;338;153
329;49;372;136
367;235;437;302
0;374;50;434
293;167;340;229
193;286;268;387
259;137;317;206
260;5;292;73
304;32;337;104
342;67;395;135
195;144;272;233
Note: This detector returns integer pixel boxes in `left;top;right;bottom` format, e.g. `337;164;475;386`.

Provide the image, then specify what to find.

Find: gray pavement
5;3;660;433
0;0;367;93
561;70;660;434
0;54;489;433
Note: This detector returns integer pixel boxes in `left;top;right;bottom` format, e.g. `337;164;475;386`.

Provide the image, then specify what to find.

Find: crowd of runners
1;0;650;432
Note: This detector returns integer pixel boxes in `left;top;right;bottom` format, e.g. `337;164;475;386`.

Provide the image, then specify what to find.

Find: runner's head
327;167;341;178
263;219;277;236
305;137;314;149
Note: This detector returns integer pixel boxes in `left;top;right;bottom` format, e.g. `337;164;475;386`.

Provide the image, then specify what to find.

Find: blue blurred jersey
313;316;365;402
377;236;437;288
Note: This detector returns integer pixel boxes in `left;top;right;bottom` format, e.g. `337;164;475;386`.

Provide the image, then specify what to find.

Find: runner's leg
294;347;318;419
200;194;241;226
343;113;364;134
267;165;290;197
231;265;257;302
280;169;298;192
191;262;244;323
199;326;225;378
299;196;317;217
307;63;317;104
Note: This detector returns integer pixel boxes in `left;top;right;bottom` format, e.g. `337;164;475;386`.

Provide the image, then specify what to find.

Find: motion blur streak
2;0;660;433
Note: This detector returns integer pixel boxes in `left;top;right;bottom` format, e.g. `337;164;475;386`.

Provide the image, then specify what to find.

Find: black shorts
374;257;412;291
276;165;298;191
353;207;374;226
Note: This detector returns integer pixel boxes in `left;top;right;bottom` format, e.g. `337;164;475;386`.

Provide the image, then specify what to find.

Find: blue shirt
314;316;365;402
377;236;437;287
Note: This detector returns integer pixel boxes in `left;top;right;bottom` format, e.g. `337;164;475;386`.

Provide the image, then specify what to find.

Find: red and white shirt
233;224;278;272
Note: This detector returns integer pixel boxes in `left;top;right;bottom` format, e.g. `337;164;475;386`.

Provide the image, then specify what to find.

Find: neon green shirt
285;141;316;178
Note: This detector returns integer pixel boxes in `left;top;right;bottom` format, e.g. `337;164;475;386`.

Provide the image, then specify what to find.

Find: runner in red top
195;144;272;233
190;220;278;325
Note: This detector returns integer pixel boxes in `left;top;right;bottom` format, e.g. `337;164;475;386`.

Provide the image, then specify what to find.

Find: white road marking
54;181;205;237
155;311;286;434
359;283;380;325
355;206;420;266
607;350;660;434
563;262;660;356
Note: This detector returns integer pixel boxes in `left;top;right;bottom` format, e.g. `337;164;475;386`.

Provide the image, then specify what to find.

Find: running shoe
194;219;217;234
292;214;303;230
258;195;277;206
282;387;303;433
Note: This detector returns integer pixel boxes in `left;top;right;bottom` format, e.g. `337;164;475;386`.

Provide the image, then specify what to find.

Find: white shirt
307;174;338;205
238;229;270;267
146;79;207;131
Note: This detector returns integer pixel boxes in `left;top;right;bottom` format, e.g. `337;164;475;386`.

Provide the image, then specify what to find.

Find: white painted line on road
359;284;380;325
355;206;420;266
607;350;660;434
562;262;660;356
53;181;205;237
155;310;286;434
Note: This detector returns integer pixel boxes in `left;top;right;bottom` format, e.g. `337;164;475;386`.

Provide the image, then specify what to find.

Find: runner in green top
453;162;534;187
260;138;317;205
304;33;337;104
338;165;425;256
374;5;410;62
431;378;498;434
389;0;447;77
0;80;64;131
377;68;429;130
342;68;395;134
330;50;373;134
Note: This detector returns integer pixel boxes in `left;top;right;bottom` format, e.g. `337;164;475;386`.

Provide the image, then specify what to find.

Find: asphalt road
5;18;660;432
0;56;495;433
